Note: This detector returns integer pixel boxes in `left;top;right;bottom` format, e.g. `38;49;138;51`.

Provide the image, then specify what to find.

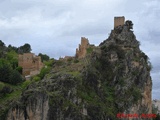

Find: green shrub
74;59;79;63
15;66;22;74
0;82;5;91
0;62;12;83
67;57;73;62
55;60;63;66
21;80;31;89
32;76;41;82
9;70;23;85
0;85;13;95
132;88;141;102
38;67;51;79
87;47;93;54
6;50;18;69
38;53;50;62
44;59;54;67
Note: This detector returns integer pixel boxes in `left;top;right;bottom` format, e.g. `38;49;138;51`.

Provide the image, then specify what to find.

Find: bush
55;60;63;66
132;88;141;102
0;59;23;85
0;82;5;91
0;85;13;95
74;59;79;63
15;66;23;74
67;57;73;62
0;63;12;83
32;76;41;82
9;70;23;85
44;59;54;67
38;67;51;79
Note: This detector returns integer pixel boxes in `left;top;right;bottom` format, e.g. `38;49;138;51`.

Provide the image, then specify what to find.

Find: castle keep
76;37;90;58
18;53;44;76
114;16;125;28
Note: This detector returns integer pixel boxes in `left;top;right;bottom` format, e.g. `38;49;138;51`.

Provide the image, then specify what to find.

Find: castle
75;16;125;59
18;53;44;76
114;16;125;28
76;37;90;58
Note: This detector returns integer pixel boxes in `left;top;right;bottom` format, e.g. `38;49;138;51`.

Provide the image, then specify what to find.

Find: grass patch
67;71;80;77
0;80;32;102
86;47;93;54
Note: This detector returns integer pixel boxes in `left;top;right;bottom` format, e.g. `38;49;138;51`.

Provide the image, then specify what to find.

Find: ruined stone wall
114;16;125;28
76;37;89;58
18;53;43;76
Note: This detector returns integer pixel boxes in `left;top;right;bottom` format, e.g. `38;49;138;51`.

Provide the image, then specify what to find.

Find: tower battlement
114;16;125;28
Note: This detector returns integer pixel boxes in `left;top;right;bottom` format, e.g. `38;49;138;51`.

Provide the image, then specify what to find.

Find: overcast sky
0;0;159;99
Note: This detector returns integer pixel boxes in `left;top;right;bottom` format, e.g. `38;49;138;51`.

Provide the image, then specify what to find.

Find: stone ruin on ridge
76;37;90;59
18;53;44;77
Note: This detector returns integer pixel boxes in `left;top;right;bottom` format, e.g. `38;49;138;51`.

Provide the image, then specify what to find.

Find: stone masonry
76;37;90;58
114;16;125;28
18;53;44;76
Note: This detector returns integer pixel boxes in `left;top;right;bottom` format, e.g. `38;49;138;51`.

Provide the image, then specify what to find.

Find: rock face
152;100;160;114
5;20;152;120
7;90;49;120
99;20;152;114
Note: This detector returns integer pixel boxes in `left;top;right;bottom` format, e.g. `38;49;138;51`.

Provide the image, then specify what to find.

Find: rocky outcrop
98;20;152;119
152;100;160;114
7;90;49;120
5;20;152;120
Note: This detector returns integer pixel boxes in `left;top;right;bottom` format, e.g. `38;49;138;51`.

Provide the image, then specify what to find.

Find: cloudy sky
0;0;160;99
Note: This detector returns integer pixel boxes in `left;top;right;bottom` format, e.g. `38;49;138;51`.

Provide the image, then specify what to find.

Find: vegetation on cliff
0;20;153;120
0;40;52;119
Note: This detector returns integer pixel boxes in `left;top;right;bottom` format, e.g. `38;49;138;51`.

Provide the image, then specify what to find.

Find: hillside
2;20;153;120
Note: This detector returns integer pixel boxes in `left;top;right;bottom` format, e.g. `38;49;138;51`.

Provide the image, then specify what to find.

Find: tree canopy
18;43;32;54
38;53;50;62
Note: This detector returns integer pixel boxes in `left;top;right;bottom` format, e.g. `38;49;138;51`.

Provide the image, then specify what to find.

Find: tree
0;40;6;58
0;59;12;83
0;59;23;84
9;70;23;85
18;43;32;53
16;66;23;74
6;51;18;69
38;67;51;79
38;53;50;62
23;43;31;53
7;45;18;53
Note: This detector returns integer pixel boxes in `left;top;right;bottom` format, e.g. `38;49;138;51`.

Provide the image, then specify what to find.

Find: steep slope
5;20;152;120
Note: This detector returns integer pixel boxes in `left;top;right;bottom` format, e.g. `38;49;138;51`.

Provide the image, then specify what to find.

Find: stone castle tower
114;16;125;28
18;53;44;76
76;37;90;58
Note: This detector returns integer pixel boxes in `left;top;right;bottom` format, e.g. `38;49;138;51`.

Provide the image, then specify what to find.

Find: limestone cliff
4;20;152;120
